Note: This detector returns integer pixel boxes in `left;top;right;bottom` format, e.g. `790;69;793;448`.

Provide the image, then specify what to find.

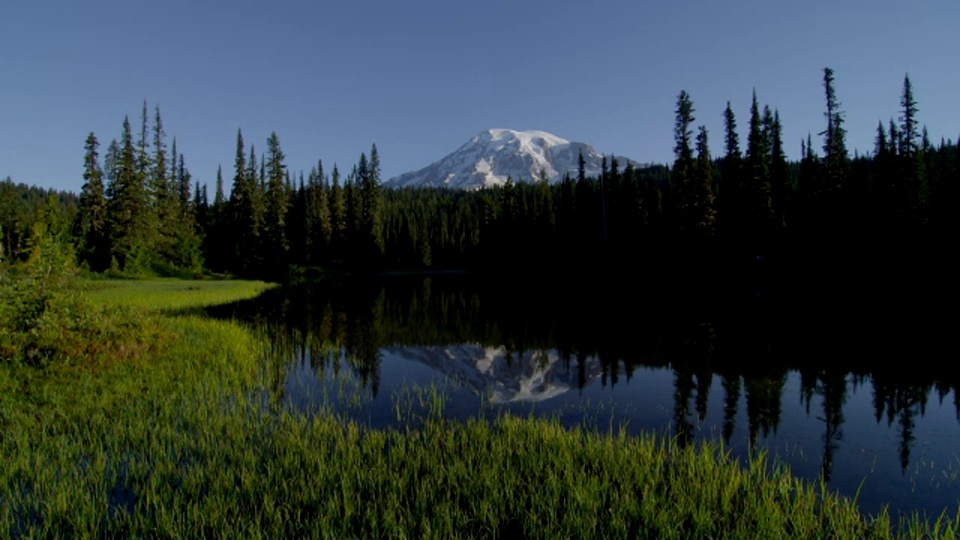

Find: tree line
2;68;955;280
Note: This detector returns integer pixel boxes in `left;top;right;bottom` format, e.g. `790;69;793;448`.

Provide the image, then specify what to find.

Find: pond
209;274;960;520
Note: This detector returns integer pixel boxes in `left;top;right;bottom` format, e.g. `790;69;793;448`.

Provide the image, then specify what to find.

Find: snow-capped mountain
384;129;643;190
383;344;603;404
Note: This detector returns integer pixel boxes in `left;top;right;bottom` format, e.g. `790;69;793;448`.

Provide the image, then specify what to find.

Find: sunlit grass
82;278;274;312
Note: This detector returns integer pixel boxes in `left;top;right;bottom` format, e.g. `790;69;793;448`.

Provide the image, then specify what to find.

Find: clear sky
2;0;958;194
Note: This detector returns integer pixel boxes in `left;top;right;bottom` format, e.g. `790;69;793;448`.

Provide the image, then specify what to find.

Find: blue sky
2;0;958;194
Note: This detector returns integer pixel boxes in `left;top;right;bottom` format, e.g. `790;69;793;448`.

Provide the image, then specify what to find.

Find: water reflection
207;275;960;517
385;345;603;403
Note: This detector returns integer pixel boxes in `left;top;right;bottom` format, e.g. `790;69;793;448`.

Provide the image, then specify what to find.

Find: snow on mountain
384;129;643;190
384;344;603;404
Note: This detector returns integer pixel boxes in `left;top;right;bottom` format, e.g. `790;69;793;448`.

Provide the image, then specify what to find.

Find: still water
210;275;960;519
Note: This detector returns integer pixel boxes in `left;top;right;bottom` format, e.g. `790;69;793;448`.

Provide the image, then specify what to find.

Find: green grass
1;277;958;538
82;278;274;312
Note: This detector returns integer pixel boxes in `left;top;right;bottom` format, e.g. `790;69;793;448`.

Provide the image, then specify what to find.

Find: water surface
210;275;960;519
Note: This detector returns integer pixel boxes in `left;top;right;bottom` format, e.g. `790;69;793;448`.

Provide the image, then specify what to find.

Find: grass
1;276;958;538
82;278;274;312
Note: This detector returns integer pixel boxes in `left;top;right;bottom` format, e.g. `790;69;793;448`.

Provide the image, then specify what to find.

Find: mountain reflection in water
383;345;604;403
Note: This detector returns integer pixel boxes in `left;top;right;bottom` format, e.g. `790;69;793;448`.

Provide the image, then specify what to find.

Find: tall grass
1;278;957;538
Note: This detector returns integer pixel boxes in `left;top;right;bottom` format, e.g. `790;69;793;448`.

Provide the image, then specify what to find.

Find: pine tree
108;115;148;270
719;101;744;241
769;110;789;231
136;101;157;253
205;164;227;271
330;163;347;257
347;162;363;253
250;145;267;272
75;133;110;271
744;90;772;244
899;74;919;159
263;132;288;276
898;74;924;225
174;153;203;273
104;139;119;199
672;90;696;236
227;130;247;272
874;121;889;158
693;125;716;236
363;144;385;259
820;67;849;225
136;101;152;189
872;121;895;233
305;160;332;266
152;105;177;263
227;130;263;275
316;163;333;256
194;181;208;241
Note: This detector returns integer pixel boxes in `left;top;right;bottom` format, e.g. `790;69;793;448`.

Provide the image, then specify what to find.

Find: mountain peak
384;129;641;190
480;128;570;147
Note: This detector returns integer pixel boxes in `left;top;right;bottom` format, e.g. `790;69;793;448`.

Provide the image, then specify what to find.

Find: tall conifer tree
364;144;385;257
672;90;696;236
745;91;772;240
264;132;289;275
108;115;146;270
820;67;849;221
76;133;110;271
719;101;744;241
694;125;716;236
769;110;789;231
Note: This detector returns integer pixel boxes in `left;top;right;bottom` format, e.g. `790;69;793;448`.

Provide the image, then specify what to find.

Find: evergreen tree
820;67;849;230
152;105;168;194
316;163;333;256
107;115;148;271
346;162;363;252
693;125;717;236
363;144;385;259
744;91;772;245
205;164;227;271
136;100;152;189
174;153;203;273
249;145;267;272
152;105;177;264
719;101;744;242
227;130;247;272
769;110;789;231
304;160;332;266
899;74;919;158
227;130;263;275
176;150;191;215
263;132;288;277
672;90;696;236
194;181;208;240
75;132;110;271
330;163;347;258
874;121;889;158
898;74;924;224
214;165;226;210
104;139;119;199
135;101;156;253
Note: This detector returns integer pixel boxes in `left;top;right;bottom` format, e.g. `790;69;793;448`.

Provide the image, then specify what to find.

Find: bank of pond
0;276;957;538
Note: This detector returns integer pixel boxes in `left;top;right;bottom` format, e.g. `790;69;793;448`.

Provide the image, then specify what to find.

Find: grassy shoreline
1;278;957;538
